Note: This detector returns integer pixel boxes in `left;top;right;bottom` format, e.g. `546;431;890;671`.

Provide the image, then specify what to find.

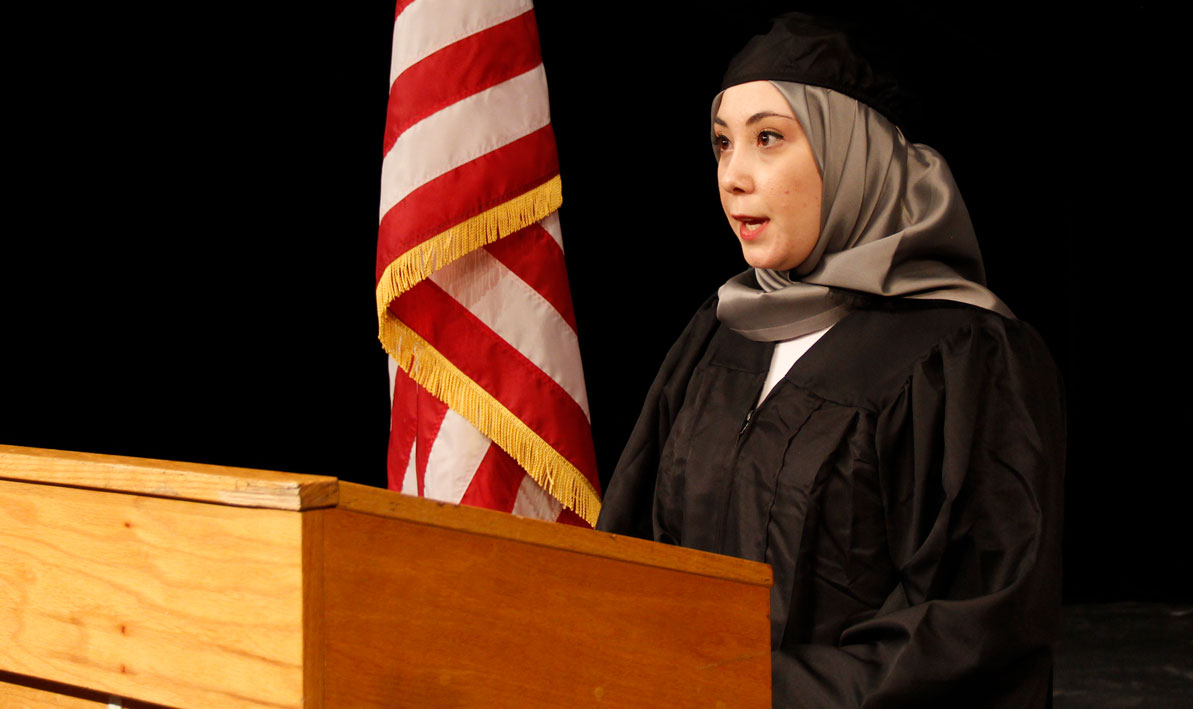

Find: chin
741;242;814;272
742;249;794;272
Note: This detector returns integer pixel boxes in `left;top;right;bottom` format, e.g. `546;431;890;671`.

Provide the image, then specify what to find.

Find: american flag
376;0;600;526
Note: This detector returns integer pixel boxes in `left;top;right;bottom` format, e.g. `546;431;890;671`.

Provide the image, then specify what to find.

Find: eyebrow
713;111;797;127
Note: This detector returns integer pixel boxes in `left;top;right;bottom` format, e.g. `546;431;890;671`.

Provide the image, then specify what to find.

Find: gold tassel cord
376;176;563;323
380;316;602;526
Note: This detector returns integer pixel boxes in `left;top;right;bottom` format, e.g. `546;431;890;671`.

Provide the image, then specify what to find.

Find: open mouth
736;217;769;240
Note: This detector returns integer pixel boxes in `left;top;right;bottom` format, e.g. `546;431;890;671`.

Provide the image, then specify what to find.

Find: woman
597;13;1065;708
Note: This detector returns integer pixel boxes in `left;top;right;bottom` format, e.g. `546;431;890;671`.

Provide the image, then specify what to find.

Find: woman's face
714;81;822;272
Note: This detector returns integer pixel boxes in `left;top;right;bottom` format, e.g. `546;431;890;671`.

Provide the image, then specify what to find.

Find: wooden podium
0;445;772;707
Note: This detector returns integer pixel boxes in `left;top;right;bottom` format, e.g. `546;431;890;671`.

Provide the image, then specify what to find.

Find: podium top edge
0;444;339;511
0;445;773;588
336;481;774;588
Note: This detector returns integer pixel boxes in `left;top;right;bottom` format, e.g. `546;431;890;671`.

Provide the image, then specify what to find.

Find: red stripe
386;365;419;491
484;223;578;332
414;385;449;498
384;12;542;155
391;282;600;491
458;444;524;513
387;366;450;497
376;126;559;282
393;0;417;19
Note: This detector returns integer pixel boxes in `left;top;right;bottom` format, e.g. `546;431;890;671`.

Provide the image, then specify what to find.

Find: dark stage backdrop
4;3;1187;602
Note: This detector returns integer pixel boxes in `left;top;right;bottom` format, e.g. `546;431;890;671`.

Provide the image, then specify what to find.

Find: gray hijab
715;82;1012;341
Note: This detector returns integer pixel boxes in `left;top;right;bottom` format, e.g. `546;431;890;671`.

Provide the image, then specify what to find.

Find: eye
712;133;731;155
757;129;784;147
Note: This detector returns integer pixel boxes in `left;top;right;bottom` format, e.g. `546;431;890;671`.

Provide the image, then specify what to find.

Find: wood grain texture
0;445;338;511
0;479;307;708
302;511;325;708
336;481;772;587
321;507;772;708
0;670;173;708
0;676;105;708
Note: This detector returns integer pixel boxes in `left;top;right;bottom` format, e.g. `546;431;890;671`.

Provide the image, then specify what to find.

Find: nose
718;148;753;195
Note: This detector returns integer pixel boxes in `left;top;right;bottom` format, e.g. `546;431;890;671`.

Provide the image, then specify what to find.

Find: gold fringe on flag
376;176;563;323
379;315;602;526
376;176;598;523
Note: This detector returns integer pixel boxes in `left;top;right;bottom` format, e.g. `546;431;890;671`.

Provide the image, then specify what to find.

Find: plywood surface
322;507;771;707
1;448;772;706
0;670;172;708
0;445;338;511
0;675;105;709
301;511;325;709
0;479;307;708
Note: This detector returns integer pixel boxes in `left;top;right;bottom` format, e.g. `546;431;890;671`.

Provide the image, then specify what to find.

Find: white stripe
431;248;591;420
400;435;418;496
387;355;399;411
423;410;491;504
541;211;564;251
390;0;532;87
511;473;562;521
379;67;550;221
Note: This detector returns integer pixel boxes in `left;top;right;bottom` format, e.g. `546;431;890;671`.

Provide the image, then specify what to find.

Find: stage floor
1054;603;1193;707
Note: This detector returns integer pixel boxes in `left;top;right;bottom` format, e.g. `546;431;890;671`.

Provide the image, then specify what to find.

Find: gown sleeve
773;319;1066;708
596;296;721;540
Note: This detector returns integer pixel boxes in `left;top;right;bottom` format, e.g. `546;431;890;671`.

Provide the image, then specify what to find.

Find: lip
733;215;769;242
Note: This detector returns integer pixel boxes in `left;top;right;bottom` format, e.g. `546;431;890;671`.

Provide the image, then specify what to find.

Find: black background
4;2;1188;602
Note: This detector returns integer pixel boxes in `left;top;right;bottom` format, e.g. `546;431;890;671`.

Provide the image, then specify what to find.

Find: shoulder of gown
786;298;1062;413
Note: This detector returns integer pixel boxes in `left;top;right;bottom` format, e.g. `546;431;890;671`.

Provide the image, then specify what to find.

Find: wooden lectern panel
322;483;771;707
0;672;108;708
0;669;171;708
0;478;307;708
1;446;772;707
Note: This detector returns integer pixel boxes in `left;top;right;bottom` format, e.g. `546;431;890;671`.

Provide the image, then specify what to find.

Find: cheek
768;179;818;219
781;171;821;221
776;146;822;211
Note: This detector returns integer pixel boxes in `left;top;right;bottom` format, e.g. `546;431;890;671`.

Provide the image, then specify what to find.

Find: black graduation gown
597;295;1065;708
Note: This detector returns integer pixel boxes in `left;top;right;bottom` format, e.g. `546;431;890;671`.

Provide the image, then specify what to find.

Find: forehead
715;81;796;125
